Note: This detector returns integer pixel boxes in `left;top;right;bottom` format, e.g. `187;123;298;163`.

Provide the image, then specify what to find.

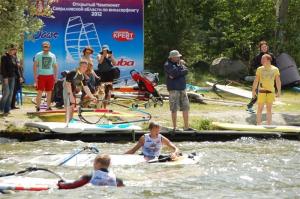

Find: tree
0;0;54;53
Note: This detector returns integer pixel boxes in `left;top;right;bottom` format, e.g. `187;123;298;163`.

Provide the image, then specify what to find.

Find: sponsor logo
112;29;135;42
115;58;135;67
34;30;59;40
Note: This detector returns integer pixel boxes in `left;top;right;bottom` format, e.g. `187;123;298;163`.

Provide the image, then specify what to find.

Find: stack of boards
213;122;300;133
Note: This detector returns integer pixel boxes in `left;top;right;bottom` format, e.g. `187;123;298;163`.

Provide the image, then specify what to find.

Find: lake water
0;138;300;198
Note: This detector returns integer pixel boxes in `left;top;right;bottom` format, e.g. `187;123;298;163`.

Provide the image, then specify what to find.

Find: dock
0;130;299;142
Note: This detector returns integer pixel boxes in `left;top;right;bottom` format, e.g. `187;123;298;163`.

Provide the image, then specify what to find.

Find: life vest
142;133;162;159
90;169;117;186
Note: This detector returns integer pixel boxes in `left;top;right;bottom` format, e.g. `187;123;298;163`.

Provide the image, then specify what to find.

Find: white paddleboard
24;154;200;167
25;121;142;134
213;122;300;133
0;176;58;191
206;81;252;99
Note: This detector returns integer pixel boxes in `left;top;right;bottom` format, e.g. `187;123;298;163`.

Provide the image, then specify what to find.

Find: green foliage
145;0;300;75
0;0;54;53
190;118;215;130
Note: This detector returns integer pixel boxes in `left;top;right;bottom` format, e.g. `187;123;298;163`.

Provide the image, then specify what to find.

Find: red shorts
37;75;55;91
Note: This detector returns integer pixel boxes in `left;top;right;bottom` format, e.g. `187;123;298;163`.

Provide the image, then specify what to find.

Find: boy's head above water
94;154;111;170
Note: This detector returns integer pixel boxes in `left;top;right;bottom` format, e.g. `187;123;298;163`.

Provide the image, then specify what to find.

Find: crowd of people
1;40;281;127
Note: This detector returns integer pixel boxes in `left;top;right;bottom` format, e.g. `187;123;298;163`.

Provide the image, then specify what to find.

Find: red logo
112;29;135;42
115;58;135;67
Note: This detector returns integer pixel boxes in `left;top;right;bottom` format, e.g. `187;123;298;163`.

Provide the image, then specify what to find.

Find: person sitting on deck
57;154;124;189
125;122;180;160
63;59;97;122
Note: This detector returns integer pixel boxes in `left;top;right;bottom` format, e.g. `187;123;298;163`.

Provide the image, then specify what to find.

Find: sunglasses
43;46;50;48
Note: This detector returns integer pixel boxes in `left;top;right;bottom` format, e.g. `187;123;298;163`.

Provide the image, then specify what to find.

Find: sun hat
102;44;110;51
168;50;182;58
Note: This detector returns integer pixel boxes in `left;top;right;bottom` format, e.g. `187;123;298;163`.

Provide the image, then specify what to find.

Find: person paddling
57;154;124;189
63;59;97;122
125;122;180;160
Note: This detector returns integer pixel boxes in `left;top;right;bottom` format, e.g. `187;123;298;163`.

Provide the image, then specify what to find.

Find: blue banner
24;0;144;84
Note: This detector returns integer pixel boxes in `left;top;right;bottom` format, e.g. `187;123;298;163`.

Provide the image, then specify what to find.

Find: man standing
252;54;281;125
97;45;117;108
0;45;18;116
164;50;190;131
247;41;276;113
33;41;58;111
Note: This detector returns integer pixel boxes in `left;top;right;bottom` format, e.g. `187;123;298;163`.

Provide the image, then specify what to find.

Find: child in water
58;154;124;189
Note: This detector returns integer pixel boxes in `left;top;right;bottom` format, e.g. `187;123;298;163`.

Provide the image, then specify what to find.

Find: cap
42;41;51;47
101;44;110;51
168;50;182;58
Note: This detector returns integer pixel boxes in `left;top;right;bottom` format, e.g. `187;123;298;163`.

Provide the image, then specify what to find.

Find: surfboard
0;176;58;191
206;81;252;99
25;121;142;134
212;122;300;133
24;154;200;167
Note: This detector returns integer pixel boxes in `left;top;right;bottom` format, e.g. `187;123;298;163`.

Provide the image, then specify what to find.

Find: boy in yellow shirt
252;54;281;125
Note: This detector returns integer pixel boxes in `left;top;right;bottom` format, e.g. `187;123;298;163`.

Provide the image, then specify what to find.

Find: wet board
213;122;300;133
24;154;200;167
206;81;252;99
0;176;59;191
25;121;142;134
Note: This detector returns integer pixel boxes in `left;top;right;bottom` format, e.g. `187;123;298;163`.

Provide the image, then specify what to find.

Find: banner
24;0;144;84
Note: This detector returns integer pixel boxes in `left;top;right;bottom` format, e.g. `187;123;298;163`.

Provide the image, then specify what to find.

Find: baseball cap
168;50;182;58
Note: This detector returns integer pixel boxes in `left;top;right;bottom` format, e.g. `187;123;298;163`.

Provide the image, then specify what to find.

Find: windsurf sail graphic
65;16;101;63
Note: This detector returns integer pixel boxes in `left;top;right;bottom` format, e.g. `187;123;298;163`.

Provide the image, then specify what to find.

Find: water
0;138;300;198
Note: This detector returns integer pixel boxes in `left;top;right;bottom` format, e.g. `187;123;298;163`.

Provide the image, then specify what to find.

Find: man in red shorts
33;41;58;111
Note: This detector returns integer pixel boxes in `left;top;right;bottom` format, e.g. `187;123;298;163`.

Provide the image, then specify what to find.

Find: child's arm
162;136;180;159
57;175;91;189
125;136;144;154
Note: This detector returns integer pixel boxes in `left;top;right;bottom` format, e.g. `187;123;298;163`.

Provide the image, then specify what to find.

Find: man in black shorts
63;59;96;122
96;45;117;108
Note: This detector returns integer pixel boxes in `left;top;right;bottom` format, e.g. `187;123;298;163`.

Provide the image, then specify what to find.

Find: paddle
57;146;99;166
0;167;64;181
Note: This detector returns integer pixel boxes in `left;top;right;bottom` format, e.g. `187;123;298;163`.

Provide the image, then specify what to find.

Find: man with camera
96;45;118;108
